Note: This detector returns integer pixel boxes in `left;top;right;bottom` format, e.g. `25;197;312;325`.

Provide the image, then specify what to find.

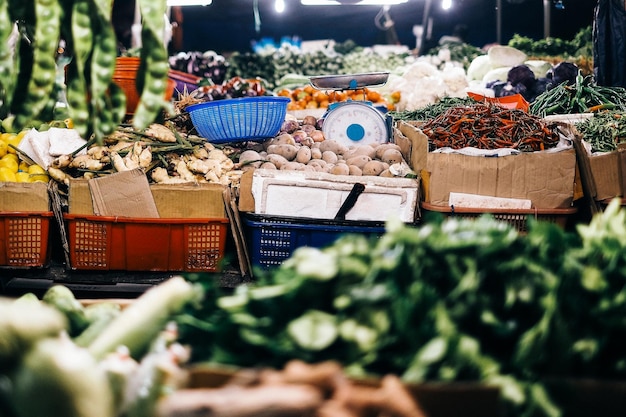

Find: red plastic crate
0;212;53;268
64;214;229;272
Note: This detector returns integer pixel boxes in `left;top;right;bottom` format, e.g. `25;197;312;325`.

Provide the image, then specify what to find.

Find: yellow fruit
0;167;17;182
27;164;46;175
19;161;30;172
15;172;30;183
0;157;18;173
28;173;49;183
0;139;7;158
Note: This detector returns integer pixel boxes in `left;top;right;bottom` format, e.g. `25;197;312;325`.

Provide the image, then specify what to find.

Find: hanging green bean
133;0;171;130
0;1;15;119
64;0;93;138
12;0;62;131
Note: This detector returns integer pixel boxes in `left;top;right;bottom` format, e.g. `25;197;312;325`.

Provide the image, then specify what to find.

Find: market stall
3;0;626;416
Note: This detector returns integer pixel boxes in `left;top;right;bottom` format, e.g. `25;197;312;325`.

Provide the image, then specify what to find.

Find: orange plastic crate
64;214;229;272
0;212;53;268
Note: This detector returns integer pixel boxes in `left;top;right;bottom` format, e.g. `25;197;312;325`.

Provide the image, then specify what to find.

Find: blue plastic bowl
187;96;290;143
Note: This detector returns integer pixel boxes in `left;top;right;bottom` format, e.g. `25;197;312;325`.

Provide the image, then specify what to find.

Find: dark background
172;0;597;54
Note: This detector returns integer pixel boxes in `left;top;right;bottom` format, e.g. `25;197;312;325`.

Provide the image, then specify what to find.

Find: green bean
64;0;93;138
13;0;62;130
87;0;122;142
0;0;15;119
133;0;170;130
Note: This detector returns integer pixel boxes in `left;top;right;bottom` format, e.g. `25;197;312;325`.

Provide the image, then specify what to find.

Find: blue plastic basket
243;213;386;269
187;96;290;143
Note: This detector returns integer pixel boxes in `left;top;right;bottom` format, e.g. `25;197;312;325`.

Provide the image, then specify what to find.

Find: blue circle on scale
346;123;365;141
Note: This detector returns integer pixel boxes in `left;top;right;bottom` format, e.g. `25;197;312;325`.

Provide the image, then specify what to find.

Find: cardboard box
250;169;419;222
68;179;226;219
397;121;578;209
0;182;49;212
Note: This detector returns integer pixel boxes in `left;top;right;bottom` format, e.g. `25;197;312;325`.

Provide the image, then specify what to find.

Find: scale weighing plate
309;72;392;146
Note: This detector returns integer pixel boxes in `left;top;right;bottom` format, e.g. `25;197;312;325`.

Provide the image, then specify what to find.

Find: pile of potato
238;115;414;178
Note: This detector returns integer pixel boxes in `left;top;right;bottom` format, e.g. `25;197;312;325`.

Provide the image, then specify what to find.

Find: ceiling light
441;0;451;10
275;0;286;12
301;0;408;5
166;0;212;6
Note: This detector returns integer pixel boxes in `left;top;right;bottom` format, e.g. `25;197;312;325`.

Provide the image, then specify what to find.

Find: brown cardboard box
69;178;226;218
0;182;49;212
397;121;578;209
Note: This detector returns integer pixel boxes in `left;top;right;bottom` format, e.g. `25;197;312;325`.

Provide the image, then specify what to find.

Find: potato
268;144;299;161
238;150;263;170
381;148;404;165
310;147;323;160
330;163;350;176
260;162;277;170
266;153;289;169
310;130;325;143
361;160;386;176
282;161;306;171
348;165;363;176
268;133;296;147
379;169;394;177
319;140;348;156
322;151;339;164
345;155;371;169
296;146;312;164
375;143;402;160
345;145;376;160
307;159;327;172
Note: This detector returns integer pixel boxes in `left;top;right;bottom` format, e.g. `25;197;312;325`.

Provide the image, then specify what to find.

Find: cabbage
466;55;492;81
524;60;553;78
482;66;512;84
487;45;527;67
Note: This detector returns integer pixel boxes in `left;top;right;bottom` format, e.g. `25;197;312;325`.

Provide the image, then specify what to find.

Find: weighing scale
309;72;393;147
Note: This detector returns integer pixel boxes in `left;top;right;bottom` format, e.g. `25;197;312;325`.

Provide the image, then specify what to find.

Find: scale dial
321;101;389;147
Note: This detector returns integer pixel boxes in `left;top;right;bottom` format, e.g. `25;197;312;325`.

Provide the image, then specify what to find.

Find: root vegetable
260;162;277;170
238;150;263;170
348;165;362;176
48;167;70;185
69;155;105;171
381;149;404;165
292;130;308;143
138;147;152;168
311;147;323;160
319;140;347;155
266;154;289;169
175;160;196;182
87;146;109;160
268;133;296;147
374;143;402;160
296;146;312;164
151;167;189;184
310;130;325;143
303;115;318;126
268;144;298;161
346;155;371;169
345;145;376;160
281;161;305;171
361;160;386;176
50;154;72;169
111;152;130;172
322;151;338;164
330;163;350;176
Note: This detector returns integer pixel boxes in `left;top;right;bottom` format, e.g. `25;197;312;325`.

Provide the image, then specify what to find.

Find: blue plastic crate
243;214;386;269
187;96;290;143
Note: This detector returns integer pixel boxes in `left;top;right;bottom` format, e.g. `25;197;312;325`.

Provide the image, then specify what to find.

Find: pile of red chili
421;103;561;152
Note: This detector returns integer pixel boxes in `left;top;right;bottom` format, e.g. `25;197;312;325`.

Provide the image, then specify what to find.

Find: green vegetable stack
176;199;626;417
0;0;171;142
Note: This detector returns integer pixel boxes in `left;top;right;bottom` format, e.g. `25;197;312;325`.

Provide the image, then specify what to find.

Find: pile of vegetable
0;276;200;417
0;0;173;143
574;111;626;153
276;84;395;112
175;199;626;417
45;123;240;187
168;50;228;85
508;26;593;61
420;102;562;152
529;73;626;117
237;115;414;178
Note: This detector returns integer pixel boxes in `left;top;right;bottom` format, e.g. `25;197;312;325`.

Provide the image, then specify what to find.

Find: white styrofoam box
251;169;419;223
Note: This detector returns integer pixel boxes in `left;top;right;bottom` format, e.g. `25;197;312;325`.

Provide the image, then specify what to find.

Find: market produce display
420;102;562;152
0;131;48;183
574;110;626;152
174;199;626;417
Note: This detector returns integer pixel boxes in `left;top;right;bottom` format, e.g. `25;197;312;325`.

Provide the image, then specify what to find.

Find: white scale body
309;72;393;147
